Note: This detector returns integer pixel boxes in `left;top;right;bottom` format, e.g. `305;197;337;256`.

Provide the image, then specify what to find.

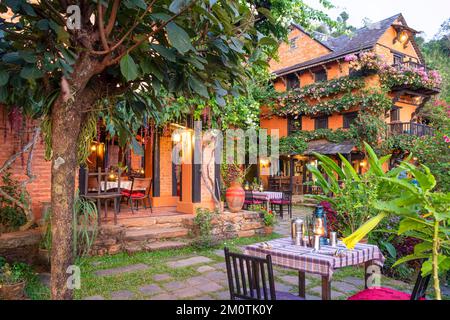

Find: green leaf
0;69;9;86
0;86;7;102
120;54;139;81
414;241;432;255
166;22;194;54
151;44;176;62
188;75;209;98
398;218;428;235
36;19;50;31
169;0;190;13
20;65;43;80
393;254;428;268
382;241;397;259
379;176;421;196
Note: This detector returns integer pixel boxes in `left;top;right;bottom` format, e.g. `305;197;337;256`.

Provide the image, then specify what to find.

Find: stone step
119;215;195;228
124;240;189;254
124;227;189;241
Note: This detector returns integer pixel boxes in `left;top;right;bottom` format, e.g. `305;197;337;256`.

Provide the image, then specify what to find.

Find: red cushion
244;200;263;205
121;190;131;197
130;192;145;198
271;200;290;205
348;287;421;300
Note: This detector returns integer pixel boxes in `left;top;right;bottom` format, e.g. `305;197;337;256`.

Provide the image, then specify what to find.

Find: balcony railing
388;122;434;137
393;61;427;71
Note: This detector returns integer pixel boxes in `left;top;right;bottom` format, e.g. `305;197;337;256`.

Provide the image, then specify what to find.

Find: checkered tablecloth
252;191;284;201
244;237;385;280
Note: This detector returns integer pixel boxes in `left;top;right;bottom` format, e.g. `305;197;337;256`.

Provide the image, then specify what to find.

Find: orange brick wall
0;110;51;220
159;136;173;197
269;28;331;72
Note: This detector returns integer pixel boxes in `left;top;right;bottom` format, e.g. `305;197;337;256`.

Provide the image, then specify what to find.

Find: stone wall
209;211;266;239
0;229;41;264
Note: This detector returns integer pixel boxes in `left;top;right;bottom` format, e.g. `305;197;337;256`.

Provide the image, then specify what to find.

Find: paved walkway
79;206;430;300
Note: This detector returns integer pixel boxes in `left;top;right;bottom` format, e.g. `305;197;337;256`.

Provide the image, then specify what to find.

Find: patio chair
224;247;303;300
121;177;152;214
348;262;431;300
82;168;122;225
270;191;292;219
243;191;264;209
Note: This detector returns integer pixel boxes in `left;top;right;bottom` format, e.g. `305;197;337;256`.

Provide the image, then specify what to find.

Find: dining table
100;181;132;191
244;237;385;300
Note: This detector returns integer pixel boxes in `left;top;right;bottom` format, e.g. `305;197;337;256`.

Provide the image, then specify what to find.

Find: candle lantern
313;205;328;245
244;181;250;191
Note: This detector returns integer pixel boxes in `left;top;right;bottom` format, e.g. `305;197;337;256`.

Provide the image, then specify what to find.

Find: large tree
0;0;283;300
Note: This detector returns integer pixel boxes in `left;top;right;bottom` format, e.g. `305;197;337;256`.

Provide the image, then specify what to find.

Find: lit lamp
398;30;408;44
359;160;366;167
91;144;97;152
172;132;181;143
313;205;328;245
244;181;250;191
258;182;264;192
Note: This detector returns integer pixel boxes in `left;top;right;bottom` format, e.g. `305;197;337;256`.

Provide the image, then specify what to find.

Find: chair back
410;260;431;300
84;167;121;195
224;247;276;300
282;191;292;202
244;190;254;201
131;178;152;196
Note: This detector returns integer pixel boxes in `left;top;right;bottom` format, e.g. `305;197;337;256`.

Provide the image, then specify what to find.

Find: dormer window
314;69;327;83
286;74;300;90
289;37;298;49
393;53;404;65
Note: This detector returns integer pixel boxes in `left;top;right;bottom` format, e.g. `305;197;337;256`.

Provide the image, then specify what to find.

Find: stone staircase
121;215;195;254
93;214;196;255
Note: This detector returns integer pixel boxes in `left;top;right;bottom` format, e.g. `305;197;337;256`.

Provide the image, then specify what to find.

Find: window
314;69;327;82
288;115;302;133
314;116;328;129
289;37;298;49
286;74;300;90
393;53;404;65
390;108;400;122
343;112;358;128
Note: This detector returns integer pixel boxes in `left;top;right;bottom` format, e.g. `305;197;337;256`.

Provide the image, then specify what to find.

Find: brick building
259;14;441;194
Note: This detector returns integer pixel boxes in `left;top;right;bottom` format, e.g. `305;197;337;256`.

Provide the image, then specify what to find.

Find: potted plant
261;208;275;234
223;164;247;213
0;261;26;300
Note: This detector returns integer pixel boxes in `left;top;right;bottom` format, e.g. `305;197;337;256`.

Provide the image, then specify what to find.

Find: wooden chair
243;191;264;209
82;168;122;225
121;177;152;214
270;191;292;219
348;261;431;300
224;247;303;300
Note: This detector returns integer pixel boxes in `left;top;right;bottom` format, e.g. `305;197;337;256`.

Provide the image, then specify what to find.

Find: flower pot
225;181;245;213
0;281;26;300
264;226;273;235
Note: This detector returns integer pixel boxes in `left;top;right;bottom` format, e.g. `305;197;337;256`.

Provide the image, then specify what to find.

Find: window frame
289;37;298;49
314;116;329;130
313;69;327;83
390;107;400;122
288;115;302;134
286;73;300;91
343;112;358;129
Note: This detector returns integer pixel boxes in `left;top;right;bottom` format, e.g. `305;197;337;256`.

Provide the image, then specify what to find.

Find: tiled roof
274;14;402;76
304;140;356;155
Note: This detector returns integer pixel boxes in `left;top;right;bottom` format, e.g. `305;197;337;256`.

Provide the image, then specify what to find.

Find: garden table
252;191;284;201
244;237;385;300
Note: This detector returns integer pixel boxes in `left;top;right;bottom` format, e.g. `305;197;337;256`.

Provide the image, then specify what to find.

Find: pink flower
344;54;357;62
444;135;450;143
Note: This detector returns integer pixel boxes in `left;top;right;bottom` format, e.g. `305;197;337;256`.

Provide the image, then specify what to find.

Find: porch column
152;131;160;197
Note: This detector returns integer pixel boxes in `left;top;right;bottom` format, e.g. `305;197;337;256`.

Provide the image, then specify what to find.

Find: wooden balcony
393;61;427;72
391;61;440;96
388;122;434;137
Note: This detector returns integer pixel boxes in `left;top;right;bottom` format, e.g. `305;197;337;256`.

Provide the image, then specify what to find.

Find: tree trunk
50;96;83;300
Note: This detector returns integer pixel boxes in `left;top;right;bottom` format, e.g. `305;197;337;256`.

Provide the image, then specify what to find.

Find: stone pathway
82;207;430;301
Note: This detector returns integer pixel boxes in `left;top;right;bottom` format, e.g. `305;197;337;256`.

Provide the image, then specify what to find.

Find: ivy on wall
275;89;392;116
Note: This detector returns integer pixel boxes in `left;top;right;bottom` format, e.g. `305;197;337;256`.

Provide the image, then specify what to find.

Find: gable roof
291;23;334;51
274;13;419;76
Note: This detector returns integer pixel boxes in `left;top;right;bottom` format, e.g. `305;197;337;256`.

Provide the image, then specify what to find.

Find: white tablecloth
100;181;132;191
252;191;283;201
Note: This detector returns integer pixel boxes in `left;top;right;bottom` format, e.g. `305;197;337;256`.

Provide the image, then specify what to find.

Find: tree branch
98;2;110;51
105;0;121;36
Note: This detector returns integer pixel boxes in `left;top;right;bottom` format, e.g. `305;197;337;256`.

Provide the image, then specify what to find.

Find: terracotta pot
0;281;26;300
225;181;245;213
264;226;273;235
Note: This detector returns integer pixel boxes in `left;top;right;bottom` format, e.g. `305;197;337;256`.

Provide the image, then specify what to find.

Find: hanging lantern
313;205;328;245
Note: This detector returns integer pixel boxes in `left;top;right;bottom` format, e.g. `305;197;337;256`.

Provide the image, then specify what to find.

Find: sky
304;0;450;40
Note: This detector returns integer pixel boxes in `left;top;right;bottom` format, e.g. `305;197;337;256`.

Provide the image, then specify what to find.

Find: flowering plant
260;208;275;226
